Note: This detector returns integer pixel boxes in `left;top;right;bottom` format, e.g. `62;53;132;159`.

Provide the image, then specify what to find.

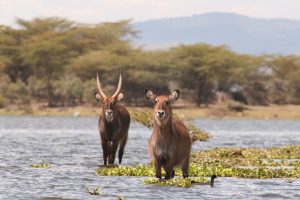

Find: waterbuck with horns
145;89;191;179
95;72;130;165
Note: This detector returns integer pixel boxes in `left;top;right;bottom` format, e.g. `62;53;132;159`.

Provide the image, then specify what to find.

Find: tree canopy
1;17;300;108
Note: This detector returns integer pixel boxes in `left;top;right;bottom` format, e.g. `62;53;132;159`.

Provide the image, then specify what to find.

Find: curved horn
112;72;122;98
96;73;107;98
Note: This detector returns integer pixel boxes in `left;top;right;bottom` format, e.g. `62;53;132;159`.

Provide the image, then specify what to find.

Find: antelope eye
154;99;159;104
165;100;170;105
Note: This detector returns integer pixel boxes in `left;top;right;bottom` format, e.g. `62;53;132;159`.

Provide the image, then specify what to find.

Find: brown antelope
145;89;191;179
95;72;130;165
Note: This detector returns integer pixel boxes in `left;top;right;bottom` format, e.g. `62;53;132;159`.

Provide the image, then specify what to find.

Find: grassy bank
1;104;300;119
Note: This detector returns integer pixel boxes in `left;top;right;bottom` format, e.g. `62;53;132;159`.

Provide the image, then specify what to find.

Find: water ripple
0;117;299;199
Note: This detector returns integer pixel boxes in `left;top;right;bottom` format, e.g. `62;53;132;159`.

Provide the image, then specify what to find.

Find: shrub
53;75;84;106
0;95;6;108
2;81;30;104
82;80;98;106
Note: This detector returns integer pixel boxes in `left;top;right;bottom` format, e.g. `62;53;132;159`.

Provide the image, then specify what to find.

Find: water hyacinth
97;163;300;179
96;145;300;181
30;163;50;168
191;145;300;168
97;164;155;177
143;177;209;188
188;165;300;179
97;164;203;177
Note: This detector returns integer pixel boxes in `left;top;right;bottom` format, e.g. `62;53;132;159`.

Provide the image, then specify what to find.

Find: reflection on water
0;116;299;199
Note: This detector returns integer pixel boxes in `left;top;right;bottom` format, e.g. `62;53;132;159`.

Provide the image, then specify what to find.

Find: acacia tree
267;55;300;104
168;44;240;106
0;25;31;83
1;17;300;107
18;18;75;106
0;17;136;106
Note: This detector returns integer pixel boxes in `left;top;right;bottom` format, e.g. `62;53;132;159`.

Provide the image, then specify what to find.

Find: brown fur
98;99;130;165
146;91;191;179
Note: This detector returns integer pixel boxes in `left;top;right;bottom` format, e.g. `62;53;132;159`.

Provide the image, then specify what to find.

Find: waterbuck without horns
145;89;191;179
95;73;130;165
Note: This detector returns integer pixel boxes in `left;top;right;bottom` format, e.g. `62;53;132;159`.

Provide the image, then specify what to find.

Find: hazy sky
1;0;300;26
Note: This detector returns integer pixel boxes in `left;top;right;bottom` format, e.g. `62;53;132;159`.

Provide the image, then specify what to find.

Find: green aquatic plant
97;164;200;177
143;177;209;188
187;164;300;179
97;163;300;179
191;145;300;168
97;164;155;177
129;108;210;142
96;145;300;180
30;163;50;168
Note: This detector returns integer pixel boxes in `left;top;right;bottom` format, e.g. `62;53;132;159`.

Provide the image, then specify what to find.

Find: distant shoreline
1;104;300;120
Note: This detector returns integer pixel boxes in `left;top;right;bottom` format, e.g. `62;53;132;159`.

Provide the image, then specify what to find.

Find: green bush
53;75;84;106
0;95;6;108
83;80;98;106
2;81;30;104
27;77;48;101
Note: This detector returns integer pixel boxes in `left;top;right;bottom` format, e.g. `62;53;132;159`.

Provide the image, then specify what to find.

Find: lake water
0;116;299;199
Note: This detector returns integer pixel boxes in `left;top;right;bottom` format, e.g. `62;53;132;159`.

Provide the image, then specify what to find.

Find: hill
133;12;300;55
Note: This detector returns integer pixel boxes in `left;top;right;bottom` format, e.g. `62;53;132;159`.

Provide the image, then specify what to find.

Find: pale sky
1;0;300;26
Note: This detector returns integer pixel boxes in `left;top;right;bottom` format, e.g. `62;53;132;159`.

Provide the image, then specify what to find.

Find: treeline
0;17;300;108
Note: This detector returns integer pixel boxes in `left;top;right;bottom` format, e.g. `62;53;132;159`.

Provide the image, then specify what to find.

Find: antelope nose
106;110;113;115
157;110;165;117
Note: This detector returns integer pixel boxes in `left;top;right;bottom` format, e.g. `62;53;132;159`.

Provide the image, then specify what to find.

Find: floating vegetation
191;145;300;168
30;163;50;168
97;163;300;179
143;177;209;188
96;145;300;181
96;164;155;177
87;187;101;195
129;108;210;142
117;196;125;200
188;165;300;179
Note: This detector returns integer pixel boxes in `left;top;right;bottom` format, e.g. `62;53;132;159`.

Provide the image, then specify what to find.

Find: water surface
0;116;299;199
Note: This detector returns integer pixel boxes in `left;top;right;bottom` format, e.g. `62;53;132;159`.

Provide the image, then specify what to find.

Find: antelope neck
103;108;118;124
154;117;173;136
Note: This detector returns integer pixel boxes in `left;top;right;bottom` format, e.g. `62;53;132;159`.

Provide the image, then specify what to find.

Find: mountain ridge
133;12;300;55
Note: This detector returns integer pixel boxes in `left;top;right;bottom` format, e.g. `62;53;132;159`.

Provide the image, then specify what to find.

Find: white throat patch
155;115;162;126
106;116;114;122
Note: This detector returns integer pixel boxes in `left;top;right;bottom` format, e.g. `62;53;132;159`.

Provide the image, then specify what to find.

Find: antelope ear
145;89;156;102
169;90;180;103
95;92;102;102
116;92;124;101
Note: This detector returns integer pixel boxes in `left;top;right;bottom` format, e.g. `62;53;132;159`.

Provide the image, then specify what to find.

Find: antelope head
95;73;124;122
145;89;180;126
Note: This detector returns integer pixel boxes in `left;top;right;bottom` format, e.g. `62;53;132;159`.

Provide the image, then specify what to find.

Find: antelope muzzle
105;109;114;121
156;110;166;120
